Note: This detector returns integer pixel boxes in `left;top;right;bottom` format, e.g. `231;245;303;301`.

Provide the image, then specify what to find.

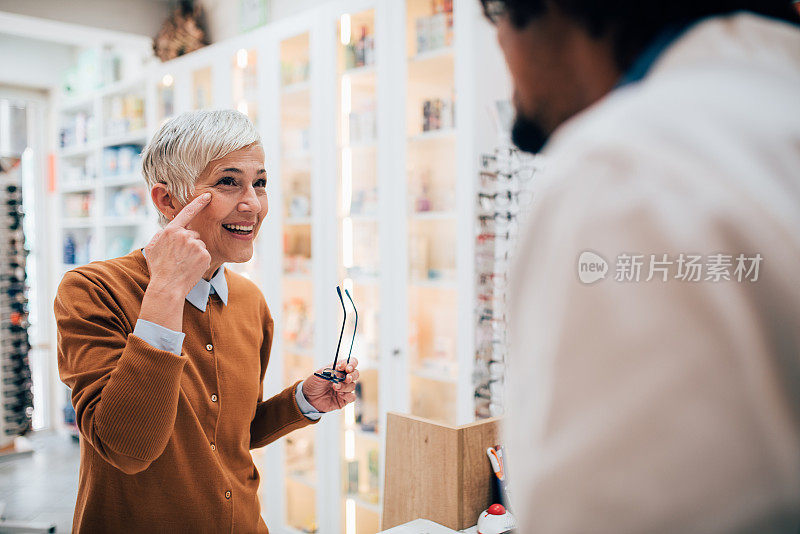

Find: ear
151;183;180;221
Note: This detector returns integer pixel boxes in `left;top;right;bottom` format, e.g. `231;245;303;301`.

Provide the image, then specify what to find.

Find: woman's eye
255;179;267;188
216;177;236;186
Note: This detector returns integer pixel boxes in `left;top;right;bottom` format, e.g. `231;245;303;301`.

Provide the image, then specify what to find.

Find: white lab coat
507;13;800;534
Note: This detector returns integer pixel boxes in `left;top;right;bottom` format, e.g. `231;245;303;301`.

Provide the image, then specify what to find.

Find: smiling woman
152;141;268;276
53;110;360;533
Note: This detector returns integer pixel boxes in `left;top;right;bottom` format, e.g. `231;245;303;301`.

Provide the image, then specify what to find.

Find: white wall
0;34;75;90
0;0;169;38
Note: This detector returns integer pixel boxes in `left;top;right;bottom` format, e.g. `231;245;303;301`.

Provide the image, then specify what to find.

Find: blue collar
141;249;228;312
615;21;696;88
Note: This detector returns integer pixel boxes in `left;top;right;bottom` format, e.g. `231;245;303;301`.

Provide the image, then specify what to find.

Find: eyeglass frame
314;285;358;384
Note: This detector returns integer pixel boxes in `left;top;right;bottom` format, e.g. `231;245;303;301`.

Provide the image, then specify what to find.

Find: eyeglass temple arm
344;289;357;364
331;286;347;370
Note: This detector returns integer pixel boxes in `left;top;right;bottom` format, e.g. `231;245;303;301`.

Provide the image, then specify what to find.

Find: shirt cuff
133;319;185;356
295;380;322;421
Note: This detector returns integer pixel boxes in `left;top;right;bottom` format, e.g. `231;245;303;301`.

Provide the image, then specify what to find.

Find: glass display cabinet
406;0;459;426
337;10;382;534
233;48;259;127
279;32;318;534
192;66;213;110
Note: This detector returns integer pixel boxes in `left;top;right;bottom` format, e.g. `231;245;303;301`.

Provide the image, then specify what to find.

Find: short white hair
142;110;261;225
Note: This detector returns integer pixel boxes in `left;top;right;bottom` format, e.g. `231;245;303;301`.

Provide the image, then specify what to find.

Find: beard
511;111;550;154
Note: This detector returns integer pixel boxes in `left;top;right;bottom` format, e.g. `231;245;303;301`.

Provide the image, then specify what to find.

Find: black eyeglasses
314;285;358;384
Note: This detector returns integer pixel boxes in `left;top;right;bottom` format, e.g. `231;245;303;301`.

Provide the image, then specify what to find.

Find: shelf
60;182;95;194
103;215;147;227
409;46;454;64
59;142;98;158
410;210;456;221
345;139;377;150
60;76;144;110
409;128;456;143
345;213;378;222
351;428;380;443
283;272;312;281
102;130;147;147
102;174;144;188
344;493;381;514
410;368;458;384
284;343;314;358
346;272;379;286
59;95;95;113
342;63;376;78
409;278;456;290
283;151;312;162
286;473;316;488
62;218;94;229
100;77;145;98
282;80;311;95
284;216;312;226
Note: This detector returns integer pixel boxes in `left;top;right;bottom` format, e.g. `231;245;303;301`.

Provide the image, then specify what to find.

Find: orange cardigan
55;249;316;533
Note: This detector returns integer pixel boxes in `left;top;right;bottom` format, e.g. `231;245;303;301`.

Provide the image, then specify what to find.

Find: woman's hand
302;358;360;412
144;193;212;297
139;193;212;332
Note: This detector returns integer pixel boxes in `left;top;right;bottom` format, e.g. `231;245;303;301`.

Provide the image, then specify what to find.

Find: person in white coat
480;1;800;532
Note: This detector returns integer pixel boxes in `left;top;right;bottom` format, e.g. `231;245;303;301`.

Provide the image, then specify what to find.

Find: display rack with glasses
473;145;539;419
0;159;33;447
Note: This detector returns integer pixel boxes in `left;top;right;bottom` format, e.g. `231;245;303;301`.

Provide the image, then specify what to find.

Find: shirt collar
185;266;228;312
141;249;228;312
615;20;697;89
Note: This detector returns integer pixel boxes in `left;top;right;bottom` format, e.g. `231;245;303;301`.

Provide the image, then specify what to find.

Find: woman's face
179;144;268;270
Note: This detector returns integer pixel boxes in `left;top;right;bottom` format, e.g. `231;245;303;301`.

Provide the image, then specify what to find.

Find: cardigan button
225;491;231;499
206;344;213;351
210;443;216;451
211;394;218;402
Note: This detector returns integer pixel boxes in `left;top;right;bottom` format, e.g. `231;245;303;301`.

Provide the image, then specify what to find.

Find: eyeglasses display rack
474;145;539;419
0;157;33;450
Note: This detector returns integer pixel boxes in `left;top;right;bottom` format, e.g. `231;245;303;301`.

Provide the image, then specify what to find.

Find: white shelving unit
50;0;509;532
55;71;157;273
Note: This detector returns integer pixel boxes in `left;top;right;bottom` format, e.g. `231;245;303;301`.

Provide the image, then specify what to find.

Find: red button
488;504;505;515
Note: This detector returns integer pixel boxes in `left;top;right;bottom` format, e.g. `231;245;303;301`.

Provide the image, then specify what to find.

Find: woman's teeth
222;224;254;234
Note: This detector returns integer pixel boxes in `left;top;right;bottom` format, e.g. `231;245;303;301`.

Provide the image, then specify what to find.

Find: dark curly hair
480;0;800;70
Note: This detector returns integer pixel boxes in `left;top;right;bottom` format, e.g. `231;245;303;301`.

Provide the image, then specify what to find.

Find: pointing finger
169;193;212;228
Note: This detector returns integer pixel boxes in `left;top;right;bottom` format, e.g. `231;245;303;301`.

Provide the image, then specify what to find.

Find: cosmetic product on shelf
59;112;98;149
63;192;94;218
349;106;377;145
422;97;455;132
108;187;145;217
280;60;310;86
63;233;92;266
102;144;143;177
415;0;454;54
345;25;375;69
105;94;145;137
63;234;76;265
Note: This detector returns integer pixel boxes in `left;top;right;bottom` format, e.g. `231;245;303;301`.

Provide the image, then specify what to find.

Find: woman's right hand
144;193;212;297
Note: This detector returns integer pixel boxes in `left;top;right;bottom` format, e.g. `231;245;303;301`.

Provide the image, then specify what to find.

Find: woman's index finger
169;193;212;228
